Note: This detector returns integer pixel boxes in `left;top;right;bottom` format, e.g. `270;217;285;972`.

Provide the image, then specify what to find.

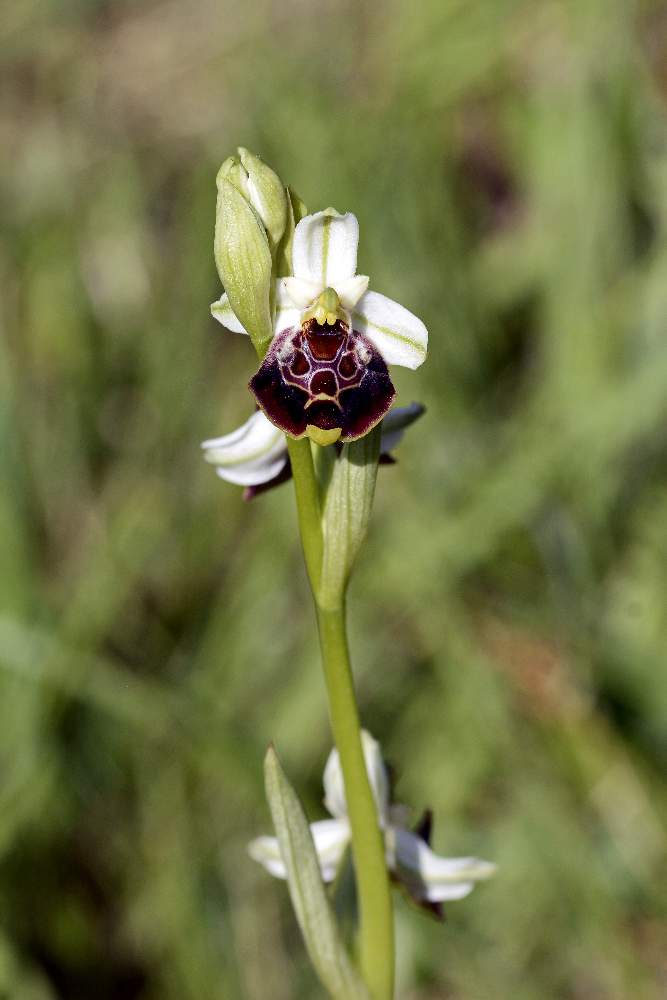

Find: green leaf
318;425;381;609
264;746;370;1000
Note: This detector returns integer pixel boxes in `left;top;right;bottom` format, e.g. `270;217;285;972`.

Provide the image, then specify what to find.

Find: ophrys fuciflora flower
212;208;428;445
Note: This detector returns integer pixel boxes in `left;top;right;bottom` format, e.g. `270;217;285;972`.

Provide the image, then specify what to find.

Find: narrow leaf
264;747;370;1000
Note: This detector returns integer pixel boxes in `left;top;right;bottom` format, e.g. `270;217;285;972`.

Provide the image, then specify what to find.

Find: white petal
280;276;321;310
380;402;426;454
391;827;496;903
336;274;369;310
248;819;350;882
292;210;359;288
268;282;301;335
210;293;248;334
323;730;390;824
274;307;300;336
353;291;428;370
419;880;477;902
201;410;287;486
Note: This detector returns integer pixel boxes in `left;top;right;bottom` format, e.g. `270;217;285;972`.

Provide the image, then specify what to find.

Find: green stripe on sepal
264;746;370;1000
214;177;274;357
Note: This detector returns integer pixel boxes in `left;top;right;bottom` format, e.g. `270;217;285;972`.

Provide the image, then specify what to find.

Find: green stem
316;603;395;1000
287;437;322;590
288;438;394;1000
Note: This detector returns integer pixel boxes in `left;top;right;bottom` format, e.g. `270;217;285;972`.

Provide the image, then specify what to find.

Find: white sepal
212;290;298;338
323;730;390;824
210;293;249;334
246;835;288;879
292;210;360;288
353;290;428;370
201;411;287;486
390;827;497;903
248;818;350;882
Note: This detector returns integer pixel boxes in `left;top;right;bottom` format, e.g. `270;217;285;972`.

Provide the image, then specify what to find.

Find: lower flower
202;403;425;499
248;731;496;918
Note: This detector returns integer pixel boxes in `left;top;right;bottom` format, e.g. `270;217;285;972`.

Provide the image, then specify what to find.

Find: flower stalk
287;429;394;998
203;149;447;1000
248;277;395;999
285;437;323;591
314;602;394;1000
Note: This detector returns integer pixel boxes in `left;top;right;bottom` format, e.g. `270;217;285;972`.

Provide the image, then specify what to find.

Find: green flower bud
237;148;287;249
218;155;251;199
214;172;274;356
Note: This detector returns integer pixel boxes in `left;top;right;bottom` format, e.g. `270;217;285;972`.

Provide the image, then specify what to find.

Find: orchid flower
211;209;428;446
248;732;495;916
202;403;425;499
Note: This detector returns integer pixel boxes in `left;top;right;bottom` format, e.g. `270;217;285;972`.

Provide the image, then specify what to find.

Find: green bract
214;148;289;357
263;747;370;1000
319;425;381;608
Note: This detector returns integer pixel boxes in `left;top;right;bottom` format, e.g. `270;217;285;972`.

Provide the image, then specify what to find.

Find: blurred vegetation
2;0;667;996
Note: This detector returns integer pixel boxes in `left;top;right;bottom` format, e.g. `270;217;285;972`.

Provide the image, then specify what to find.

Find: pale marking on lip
304;393;342;410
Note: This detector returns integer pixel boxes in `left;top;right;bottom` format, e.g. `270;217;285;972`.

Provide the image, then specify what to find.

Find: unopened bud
238;147;287;249
214;174;273;356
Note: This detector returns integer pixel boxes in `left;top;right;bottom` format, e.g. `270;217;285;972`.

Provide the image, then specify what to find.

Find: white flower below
201;411;286;486
248;731;496;908
211;209;428;371
202;404;425;490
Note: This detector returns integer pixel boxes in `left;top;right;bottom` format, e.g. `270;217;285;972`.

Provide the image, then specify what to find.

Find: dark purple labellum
249;318;395;442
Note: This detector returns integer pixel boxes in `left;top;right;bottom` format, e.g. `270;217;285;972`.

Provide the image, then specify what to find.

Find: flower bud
214;166;274;356
217;154;249;196
237;148;288;249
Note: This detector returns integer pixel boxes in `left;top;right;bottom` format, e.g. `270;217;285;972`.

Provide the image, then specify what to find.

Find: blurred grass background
2;0;667;996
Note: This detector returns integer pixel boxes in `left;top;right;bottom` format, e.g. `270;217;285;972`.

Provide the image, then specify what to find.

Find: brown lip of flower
249;320;396;444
